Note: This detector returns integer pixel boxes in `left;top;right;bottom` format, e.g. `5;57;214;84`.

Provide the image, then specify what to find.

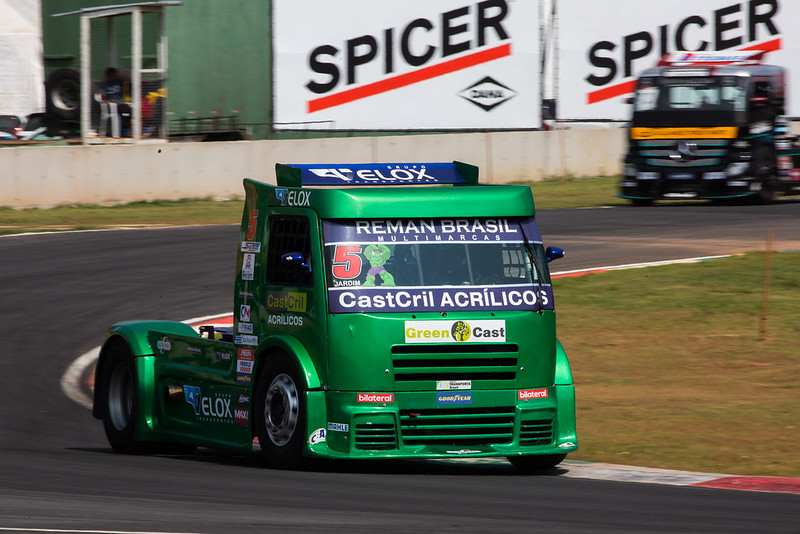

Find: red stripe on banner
586;80;637;105
307;43;512;113
741;37;782;52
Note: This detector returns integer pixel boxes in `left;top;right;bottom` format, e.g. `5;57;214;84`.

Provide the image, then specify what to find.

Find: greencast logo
451;320;471;342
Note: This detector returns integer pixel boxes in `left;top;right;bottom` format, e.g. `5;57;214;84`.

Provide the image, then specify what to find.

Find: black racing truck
620;50;800;205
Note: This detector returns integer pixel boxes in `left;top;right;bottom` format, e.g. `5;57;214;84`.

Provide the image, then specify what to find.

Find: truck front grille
399;407;515;446
520;418;555;446
354;422;397;450
637;138;729;167
390;344;518;385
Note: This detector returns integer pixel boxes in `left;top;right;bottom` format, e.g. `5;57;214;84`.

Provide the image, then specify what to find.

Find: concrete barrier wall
1;128;627;208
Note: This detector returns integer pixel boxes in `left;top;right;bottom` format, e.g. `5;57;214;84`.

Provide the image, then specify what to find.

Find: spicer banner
273;0;539;129
559;0;800;120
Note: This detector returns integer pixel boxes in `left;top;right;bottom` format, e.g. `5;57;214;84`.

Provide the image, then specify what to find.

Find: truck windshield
322;217;553;314
634;77;746;122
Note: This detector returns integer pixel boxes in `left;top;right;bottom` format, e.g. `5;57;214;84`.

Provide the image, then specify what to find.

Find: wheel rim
52;80;79;111
107;363;133;431
264;373;299;446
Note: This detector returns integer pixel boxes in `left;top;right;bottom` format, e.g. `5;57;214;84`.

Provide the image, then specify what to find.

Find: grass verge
557;251;800;477
0;176;622;235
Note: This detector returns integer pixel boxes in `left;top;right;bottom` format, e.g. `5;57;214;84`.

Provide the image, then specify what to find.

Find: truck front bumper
302;385;578;460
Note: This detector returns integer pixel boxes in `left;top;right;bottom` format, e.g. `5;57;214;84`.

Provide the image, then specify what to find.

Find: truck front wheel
99;341;143;453
254;353;306;469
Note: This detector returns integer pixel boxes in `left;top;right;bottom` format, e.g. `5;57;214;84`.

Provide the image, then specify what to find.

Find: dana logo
519;388;548;400
156;336;171;354
357;393;394;403
459;76;517;111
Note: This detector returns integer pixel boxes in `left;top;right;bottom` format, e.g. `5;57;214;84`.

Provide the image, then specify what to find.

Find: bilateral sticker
519;388;548;400
242;253;255;281
357;393;394;403
405;320;506;343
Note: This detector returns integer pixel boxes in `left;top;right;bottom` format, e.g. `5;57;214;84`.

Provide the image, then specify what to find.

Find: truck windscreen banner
559;0;800;120
273;0;539;130
322;218;554;314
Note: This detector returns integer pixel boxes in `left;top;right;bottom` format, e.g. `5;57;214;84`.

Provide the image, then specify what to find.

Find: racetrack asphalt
2;201;800;533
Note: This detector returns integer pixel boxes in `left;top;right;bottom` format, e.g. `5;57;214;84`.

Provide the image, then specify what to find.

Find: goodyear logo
404;320;506;344
631;127;738;140
437;392;473;406
265;291;307;312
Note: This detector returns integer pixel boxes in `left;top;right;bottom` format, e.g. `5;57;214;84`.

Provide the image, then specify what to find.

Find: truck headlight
624;163;636;176
725;162;750;177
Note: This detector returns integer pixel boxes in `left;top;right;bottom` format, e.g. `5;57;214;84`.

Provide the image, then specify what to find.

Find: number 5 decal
332;246;363;279
246;209;259;240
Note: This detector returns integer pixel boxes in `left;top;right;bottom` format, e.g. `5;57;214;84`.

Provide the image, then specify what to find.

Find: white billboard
274;0;540;130
559;0;800;120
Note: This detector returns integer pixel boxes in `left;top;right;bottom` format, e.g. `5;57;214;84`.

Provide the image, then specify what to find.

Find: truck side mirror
545;246;565;263
281;252;312;273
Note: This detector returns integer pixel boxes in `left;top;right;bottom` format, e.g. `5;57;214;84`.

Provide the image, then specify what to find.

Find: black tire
753;145;776;204
45;68;81;121
254;353;306;469
507;453;567;473
99;341;143;453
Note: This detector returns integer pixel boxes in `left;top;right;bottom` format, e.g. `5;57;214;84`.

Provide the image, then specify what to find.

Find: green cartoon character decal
362;244;395;287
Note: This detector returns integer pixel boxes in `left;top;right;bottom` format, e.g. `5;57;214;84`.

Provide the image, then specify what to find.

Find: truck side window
266;216;313;287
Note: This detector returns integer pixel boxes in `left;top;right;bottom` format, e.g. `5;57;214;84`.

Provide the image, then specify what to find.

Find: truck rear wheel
507;453;567;473
254;353;306;469
45;68;81;121
753;145;776;204
99;341;143;453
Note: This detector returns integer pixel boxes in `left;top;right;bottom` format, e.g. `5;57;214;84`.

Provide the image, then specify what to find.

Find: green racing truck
92;161;577;470
621;50;800;205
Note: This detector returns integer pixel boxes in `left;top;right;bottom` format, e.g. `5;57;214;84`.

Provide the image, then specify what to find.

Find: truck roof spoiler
275;161;479;188
657;50;768;67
